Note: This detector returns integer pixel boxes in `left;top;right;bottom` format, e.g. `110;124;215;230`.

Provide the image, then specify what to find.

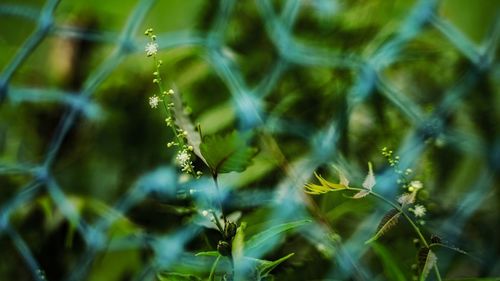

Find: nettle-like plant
144;29;305;281
305;148;470;281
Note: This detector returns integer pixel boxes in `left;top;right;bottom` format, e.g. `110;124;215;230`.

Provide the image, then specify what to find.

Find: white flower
145;42;158;57
176;150;190;165
409;180;423;190
176;149;193;173
411;204;426;217
149;95;161;108
397;192;415;205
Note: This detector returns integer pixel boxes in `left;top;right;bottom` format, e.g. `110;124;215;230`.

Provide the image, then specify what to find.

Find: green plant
144;28;300;281
305;148;471;281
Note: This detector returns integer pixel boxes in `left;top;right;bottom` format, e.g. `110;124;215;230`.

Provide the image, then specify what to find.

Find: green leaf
232;222;246;261
365;209;401;244
200;131;257;175
208;255;221;281
370;243;406;281
171;88;207;165
156;272;201;281
246;220;311;253
232;223;247;281
194;251;220;257
257;253;295;277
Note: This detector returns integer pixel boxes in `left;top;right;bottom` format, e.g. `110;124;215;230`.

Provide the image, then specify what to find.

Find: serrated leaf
200;131;257;175
171;87;207;165
418;248;437;281
353;162;376;199
246;220;311;253
156;272;201;281
365;209;401;244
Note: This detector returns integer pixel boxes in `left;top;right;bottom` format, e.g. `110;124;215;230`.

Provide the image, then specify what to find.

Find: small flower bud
217;241;231;257
225;222;237;240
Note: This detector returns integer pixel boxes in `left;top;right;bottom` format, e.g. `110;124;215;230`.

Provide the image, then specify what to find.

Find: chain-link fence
0;0;499;280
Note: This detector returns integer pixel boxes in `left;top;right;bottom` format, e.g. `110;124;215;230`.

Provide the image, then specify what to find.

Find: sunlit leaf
200;131;257;176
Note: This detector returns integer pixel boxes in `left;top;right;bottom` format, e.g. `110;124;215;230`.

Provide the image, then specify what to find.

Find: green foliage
200;131;258;176
230;222;298;281
1;0;496;280
255;253;295;278
370;243;407;281
156;272;202;281
245;220;311;252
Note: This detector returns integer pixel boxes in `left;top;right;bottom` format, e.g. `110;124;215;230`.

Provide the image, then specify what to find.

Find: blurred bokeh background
0;0;499;280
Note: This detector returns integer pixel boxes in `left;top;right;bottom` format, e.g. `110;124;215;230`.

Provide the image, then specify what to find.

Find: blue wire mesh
0;0;499;280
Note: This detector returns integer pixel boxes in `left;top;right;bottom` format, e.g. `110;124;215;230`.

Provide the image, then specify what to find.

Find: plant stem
151;55;198;178
212;174;227;227
346;187;442;281
208;255;221;281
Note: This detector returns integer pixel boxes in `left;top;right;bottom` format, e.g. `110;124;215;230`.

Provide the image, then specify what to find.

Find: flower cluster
382;147;427;224
145;28;201;178
149;95;161;108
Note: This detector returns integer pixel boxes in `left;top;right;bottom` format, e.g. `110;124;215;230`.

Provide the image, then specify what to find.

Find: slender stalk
345;187;442;281
152;56;183;146
150;54;198;178
212;174;227;227
210;210;224;234
208;255;221;281
433;265;442;281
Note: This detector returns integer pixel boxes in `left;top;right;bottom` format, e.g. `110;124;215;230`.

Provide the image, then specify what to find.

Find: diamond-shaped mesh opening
0;0;498;280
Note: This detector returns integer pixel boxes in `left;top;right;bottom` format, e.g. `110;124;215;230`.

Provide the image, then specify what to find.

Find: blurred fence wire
0;0;499;280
